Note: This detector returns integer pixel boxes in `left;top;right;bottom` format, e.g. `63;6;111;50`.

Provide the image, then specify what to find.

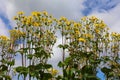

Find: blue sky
82;0;120;15
0;0;120;80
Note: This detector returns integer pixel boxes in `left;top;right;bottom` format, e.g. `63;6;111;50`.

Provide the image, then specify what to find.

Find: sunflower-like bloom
17;11;24;15
9;29;25;39
0;35;9;41
43;11;48;16
78;38;86;42
47;68;58;76
59;16;67;22
33;22;40;27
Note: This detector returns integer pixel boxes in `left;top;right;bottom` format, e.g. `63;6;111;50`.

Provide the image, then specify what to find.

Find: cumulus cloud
82;0;120;15
2;0;84;21
81;0;120;33
0;1;8;36
0;18;9;36
0;0;6;15
1;0;120;32
0;0;120;72
88;3;120;33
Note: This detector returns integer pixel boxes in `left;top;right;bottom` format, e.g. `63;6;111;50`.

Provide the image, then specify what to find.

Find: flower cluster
0;35;9;41
111;32;120;40
0;11;119;80
14;11;55;27
9;30;25;38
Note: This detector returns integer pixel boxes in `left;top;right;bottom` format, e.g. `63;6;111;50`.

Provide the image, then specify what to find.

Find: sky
0;0;120;80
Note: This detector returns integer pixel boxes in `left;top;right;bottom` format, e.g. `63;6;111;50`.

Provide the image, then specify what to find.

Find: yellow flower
33;22;40;27
26;21;30;25
0;35;9;41
91;16;96;19
53;18;57;21
17;11;24;15
25;16;33;25
85;34;93;38
31;12;37;16
73;23;81;27
48;19;52;23
65;26;70;30
107;27;110;30
9;29;25;39
75;30;80;35
58;21;62;25
43;11;48;16
32;11;41;16
94;23;99;27
27;16;33;21
95;29;100;33
74;23;78;27
42;18;47;22
48;68;58;76
78;38;86;42
86;25;90;30
81;16;87;21
90;16;97;21
94;22;106;29
111;32;120;38
66;21;71;26
99;23;105;28
13;16;18;20
59;16;67;21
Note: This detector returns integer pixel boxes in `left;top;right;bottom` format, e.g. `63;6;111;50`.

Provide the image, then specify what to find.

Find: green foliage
15;66;28;79
0;11;120;80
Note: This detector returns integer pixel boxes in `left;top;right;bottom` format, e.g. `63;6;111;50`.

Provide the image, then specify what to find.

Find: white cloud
0;0;7;15
0;0;120;73
0;0;84;22
0;0;85;30
1;0;120;32
0;18;9;36
88;3;120;33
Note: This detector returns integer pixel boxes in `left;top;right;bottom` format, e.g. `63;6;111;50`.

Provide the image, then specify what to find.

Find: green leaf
64;44;69;49
81;65;94;75
3;75;11;80
0;65;8;71
28;65;39;77
56;75;62;79
90;58;101;64
43;73;52;79
0;77;3;80
64;57;72;65
58;44;69;49
101;67;112;75
58;61;64;67
9;59;15;66
15;66;28;77
80;51;93;58
86;75;100;80
58;44;64;48
35;63;44;70
44;64;52;69
27;54;34;60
